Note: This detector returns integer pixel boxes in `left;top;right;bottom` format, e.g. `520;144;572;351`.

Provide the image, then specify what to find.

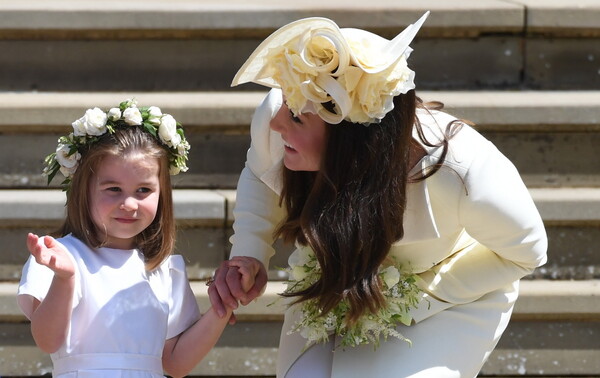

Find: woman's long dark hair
274;90;462;322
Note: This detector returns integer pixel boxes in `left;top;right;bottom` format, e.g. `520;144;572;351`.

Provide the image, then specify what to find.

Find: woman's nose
269;117;284;133
270;104;288;133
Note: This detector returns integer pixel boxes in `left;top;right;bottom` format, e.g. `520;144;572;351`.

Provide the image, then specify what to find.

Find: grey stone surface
0;40;258;91
0;188;599;280
530;188;600;223
3;91;599;131
0;1;524;33
532;226;600;280
1;303;599;376
5;130;600;189
2;89;599;188
483;131;600;188
0;37;524;91
3;223;599;281
525;38;600;89
516;0;600;32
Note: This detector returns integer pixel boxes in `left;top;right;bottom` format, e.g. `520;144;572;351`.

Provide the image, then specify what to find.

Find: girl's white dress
17;234;200;377
229;89;548;378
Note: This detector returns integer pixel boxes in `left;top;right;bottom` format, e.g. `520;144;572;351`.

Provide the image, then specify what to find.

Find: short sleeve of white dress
17;237;81;320
164;255;201;340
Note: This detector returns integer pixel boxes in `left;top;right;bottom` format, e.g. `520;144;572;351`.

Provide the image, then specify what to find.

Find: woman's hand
27;233;74;280
207;256;267;323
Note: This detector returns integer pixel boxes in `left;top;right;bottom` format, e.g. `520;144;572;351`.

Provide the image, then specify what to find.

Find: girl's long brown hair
275;90;462;322
53;125;176;271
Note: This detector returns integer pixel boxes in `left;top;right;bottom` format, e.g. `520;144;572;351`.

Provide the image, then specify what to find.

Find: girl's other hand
26;233;75;280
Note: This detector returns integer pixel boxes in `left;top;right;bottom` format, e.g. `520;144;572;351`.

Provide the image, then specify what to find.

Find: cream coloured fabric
229;89;547;377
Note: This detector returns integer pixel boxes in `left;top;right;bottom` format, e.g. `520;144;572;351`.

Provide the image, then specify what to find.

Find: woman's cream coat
229;89;548;377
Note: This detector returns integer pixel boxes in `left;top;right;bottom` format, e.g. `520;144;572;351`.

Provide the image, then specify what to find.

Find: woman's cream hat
232;11;429;125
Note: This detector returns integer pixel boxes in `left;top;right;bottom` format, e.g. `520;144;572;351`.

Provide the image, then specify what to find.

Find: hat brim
231;17;343;88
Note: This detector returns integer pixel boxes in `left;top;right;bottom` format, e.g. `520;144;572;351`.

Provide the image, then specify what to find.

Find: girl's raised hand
27;233;75;280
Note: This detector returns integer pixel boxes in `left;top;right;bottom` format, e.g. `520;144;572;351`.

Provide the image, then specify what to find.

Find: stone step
0;1;598;90
1;187;599;281
1;280;599;376
1;91;599;189
3;0;599;37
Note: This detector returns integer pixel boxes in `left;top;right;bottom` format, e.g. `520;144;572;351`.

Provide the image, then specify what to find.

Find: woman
209;12;548;378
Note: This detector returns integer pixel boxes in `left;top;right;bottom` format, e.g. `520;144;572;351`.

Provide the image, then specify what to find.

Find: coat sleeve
417;132;548;307
228;89;286;268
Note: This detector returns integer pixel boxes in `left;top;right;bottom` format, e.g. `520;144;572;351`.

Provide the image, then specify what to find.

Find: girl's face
89;154;160;250
270;100;327;172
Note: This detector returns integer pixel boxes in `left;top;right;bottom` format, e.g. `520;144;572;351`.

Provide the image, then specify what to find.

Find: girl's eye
137;187;151;194
289;110;302;124
107;187;121;192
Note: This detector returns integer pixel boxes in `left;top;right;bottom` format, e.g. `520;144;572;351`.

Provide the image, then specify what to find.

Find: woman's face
269;100;327;172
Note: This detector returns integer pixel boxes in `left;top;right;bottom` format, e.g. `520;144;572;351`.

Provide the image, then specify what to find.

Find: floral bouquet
282;245;421;350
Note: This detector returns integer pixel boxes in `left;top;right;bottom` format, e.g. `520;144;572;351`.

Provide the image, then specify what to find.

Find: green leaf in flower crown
46;162;59;185
61;177;71;192
143;122;157;137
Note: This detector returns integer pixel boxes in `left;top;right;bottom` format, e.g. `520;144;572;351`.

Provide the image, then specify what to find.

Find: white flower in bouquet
282;246;420;350
380;266;401;289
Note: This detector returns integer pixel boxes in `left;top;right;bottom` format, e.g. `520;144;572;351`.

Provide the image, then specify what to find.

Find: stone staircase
1;1;599;377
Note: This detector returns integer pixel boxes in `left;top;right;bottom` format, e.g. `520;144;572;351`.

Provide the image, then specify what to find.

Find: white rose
55;144;81;177
380;266;400;289
177;140;190;156
107;107;121;121
82;107;108;136
147;106;163;126
123;98;137;108
60;165;77;178
71;116;87;136
123;107;143;125
291;265;309;281
158;114;178;146
55;144;79;168
171;132;182;147
169;165;181;175
288;246;314;269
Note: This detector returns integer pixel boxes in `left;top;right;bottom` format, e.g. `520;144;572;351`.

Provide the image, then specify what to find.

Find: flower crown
232;12;429;125
43;99;190;188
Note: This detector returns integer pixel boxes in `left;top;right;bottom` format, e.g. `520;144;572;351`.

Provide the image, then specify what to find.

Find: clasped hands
207;256;268;324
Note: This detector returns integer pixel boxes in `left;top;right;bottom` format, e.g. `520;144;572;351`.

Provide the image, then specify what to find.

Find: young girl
17;99;250;377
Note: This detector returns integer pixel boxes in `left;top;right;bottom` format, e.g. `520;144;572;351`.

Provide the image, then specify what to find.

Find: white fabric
229;88;548;377
17;234;200;377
